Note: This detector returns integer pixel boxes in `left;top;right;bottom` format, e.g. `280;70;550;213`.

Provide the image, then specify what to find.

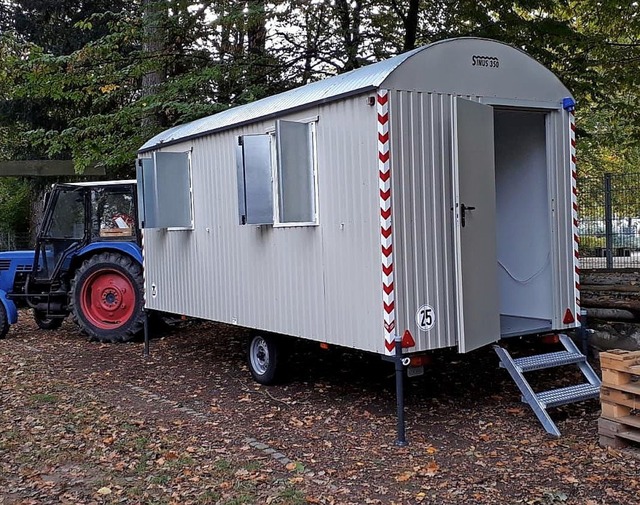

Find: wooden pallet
598;418;640;449
599;350;640;449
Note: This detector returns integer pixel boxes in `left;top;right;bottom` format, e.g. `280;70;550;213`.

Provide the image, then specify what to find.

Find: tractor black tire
33;310;64;330
0;303;8;339
247;333;281;385
69;251;144;343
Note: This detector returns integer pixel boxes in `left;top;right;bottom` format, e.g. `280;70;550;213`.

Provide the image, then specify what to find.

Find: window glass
35;187;85;280
46;189;85;239
92;188;136;238
275;120;317;224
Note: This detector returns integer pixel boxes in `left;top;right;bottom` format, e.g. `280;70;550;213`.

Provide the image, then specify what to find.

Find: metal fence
579;173;640;270
0;231;31;251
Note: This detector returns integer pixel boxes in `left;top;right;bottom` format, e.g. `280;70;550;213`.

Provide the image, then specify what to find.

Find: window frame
137;150;194;231
270;117;319;228
165;150;195;231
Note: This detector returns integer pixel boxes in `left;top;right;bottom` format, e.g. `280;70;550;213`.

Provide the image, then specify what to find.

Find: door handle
460;204;476;227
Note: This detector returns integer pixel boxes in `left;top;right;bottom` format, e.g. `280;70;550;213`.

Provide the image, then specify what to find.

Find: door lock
460;203;476;227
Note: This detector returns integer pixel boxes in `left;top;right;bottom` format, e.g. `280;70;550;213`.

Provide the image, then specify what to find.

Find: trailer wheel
69;252;144;343
248;334;281;385
33;310;64;330
0;303;8;339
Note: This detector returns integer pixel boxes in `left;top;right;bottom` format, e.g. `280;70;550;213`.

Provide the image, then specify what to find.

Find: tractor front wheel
69;252;144;343
33;310;64;330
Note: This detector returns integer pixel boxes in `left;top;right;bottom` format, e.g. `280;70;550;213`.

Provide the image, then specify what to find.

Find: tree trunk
141;0;166;128
246;0;268;90
216;0;245;104
247;0;266;58
333;0;362;71
403;0;420;51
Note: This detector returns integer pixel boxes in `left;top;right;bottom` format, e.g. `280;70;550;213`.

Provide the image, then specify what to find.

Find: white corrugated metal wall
143;92;576;354
389;91;458;351
143;96;576;355
388;90;577;351
548;108;579;330
143;96;388;352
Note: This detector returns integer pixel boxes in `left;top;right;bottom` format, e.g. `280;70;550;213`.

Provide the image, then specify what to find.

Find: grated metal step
536;383;600;408
511;350;586;372
494;334;601;437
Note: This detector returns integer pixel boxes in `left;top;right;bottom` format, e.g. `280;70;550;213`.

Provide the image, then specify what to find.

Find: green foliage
560;1;640;179
579;235;605;253
0;177;31;233
0;1;290;181
0;0;637;212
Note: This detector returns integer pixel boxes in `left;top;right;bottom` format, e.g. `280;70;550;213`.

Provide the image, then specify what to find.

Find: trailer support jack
393;337;407;446
143;309;150;357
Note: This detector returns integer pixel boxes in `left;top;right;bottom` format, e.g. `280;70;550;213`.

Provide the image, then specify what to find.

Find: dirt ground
1;312;638;505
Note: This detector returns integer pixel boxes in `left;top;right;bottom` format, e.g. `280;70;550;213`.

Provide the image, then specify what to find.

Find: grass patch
274;486;307;505
149;474;171;485
218;480;258;505
135;436;149;451
242;460;262;472
214;459;234;473
197;490;221;503
0;430;19;450
168;455;195;467
134;454;150;474
30;393;58;403
221;494;255;505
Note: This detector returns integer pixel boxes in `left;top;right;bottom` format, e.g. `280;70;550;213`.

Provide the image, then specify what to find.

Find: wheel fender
0;290;18;324
76;242;143;265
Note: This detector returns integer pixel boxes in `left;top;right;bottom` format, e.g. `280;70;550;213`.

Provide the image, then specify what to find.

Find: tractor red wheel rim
79;268;136;330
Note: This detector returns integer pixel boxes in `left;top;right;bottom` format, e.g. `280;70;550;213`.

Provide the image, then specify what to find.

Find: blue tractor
0;180;144;342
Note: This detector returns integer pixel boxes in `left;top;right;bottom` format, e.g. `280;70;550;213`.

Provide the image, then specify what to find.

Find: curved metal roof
139;46;423;152
140;37;569;152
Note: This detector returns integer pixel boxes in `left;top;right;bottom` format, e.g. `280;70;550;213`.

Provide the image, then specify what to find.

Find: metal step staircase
494;334;601;437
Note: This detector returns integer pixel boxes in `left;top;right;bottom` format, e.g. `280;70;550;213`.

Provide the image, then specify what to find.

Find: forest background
0;0;637;236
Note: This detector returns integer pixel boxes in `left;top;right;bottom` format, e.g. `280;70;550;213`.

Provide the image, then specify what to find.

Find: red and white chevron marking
570;110;581;318
378;90;396;355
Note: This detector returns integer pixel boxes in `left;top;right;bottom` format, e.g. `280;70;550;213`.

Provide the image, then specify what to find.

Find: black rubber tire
247;333;281;385
0;303;8;339
33;310;64;330
69;252;144;343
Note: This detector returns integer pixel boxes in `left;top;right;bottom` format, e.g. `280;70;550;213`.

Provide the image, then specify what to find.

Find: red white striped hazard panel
570;110;581;319
378;90;396;355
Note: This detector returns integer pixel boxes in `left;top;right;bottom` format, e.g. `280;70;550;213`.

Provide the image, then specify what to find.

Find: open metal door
453;98;500;352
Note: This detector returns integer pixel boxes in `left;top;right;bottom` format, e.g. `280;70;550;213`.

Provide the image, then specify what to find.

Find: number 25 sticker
416;304;435;331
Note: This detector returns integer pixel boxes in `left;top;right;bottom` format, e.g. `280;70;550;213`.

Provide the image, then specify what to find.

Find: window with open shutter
136;151;193;229
236;119;318;227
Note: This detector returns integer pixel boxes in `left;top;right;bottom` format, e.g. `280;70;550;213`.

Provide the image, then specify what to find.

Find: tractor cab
32;181;139;285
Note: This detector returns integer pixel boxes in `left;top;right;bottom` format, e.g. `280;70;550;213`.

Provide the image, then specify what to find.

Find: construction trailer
137;38;598;438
